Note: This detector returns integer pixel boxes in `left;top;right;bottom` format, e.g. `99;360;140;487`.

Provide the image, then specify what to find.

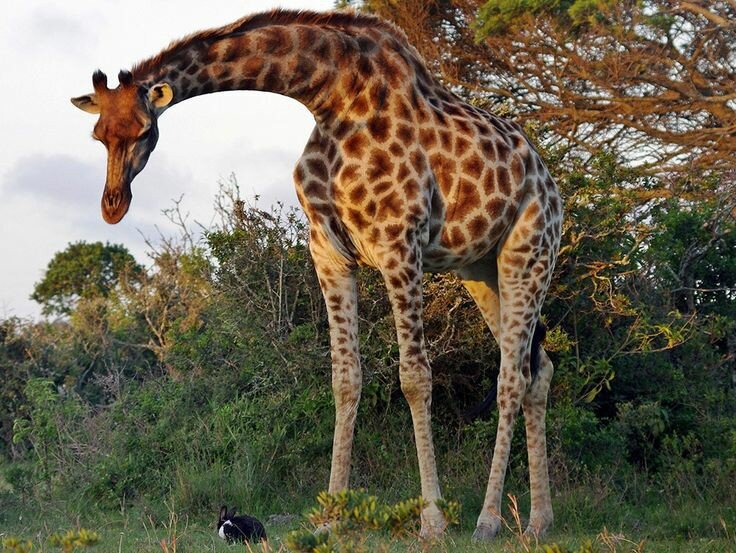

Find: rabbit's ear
227;507;237;519
219;506;228;520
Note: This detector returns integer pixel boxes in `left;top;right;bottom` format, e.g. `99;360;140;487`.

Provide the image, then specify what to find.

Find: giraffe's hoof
524;515;553;540
472;522;500;542
419;504;447;539
419;522;446;540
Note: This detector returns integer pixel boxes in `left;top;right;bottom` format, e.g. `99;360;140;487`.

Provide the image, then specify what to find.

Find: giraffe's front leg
312;245;361;494
380;244;447;538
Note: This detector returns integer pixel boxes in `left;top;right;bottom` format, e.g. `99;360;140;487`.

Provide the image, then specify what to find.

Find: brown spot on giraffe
368;116;391;142
389;142;404;157
439;129;452;150
419;128;437;149
377;191;404;221
396;162;411;182
344;132;367;157
510;154;525;183
463;153;484;179
496;166;511;196
351;95;370;116
368;150;392;180
349;184;367;203
452;179;481;222
307;158;329;182
374;181;391;196
469;215;489;239
486;198;505;219
404;178;420;200
369;81;388;108
397;124;414;145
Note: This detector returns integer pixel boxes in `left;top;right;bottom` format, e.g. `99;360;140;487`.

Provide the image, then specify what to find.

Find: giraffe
71;9;562;540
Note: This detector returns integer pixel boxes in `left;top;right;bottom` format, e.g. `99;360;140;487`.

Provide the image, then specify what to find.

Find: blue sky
0;0;334;318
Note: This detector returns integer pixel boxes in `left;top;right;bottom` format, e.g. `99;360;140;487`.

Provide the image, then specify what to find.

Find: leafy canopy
31;241;142;316
476;0;614;36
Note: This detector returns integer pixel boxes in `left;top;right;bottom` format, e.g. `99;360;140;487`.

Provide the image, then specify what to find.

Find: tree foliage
353;0;736;183
31;241;142;316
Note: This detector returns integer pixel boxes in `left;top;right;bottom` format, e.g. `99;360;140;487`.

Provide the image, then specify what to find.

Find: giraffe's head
71;70;174;224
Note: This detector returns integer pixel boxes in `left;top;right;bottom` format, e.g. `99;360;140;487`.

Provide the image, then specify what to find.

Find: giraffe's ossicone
72;9;562;540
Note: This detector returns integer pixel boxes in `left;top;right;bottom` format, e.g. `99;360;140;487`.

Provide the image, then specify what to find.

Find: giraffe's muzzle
101;185;132;224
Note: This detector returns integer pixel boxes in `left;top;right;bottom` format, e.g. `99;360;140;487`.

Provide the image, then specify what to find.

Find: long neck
133;24;366;127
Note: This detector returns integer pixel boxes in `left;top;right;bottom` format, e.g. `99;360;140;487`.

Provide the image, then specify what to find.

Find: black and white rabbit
217;505;267;543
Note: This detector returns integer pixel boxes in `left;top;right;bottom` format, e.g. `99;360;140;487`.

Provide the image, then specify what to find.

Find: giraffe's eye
138;128;151;141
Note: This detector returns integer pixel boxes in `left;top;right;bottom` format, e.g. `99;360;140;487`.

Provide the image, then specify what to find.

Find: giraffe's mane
132;8;409;80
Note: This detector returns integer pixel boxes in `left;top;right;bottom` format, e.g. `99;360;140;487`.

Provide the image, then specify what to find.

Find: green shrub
285;490;458;552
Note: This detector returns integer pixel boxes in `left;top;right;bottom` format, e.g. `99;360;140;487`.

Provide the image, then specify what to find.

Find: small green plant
2;537;34;553
2;530;99;553
542;542;597;553
48;529;100;552
435;497;461;528
285;489;458;552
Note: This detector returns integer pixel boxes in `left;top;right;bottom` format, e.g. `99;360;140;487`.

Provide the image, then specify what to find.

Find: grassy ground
2;493;735;553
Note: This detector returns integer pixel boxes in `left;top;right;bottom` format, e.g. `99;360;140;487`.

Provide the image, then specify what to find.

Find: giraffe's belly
333;197;512;274
421;228;504;273
419;187;516;273
331;184;517;273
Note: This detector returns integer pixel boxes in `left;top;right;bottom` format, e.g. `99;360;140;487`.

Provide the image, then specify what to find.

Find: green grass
2;492;735;553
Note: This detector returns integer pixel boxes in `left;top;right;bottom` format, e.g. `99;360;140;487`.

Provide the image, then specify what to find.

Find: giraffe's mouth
101;184;132;224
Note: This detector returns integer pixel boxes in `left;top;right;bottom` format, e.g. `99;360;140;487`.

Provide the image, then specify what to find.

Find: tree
0;318;32;458
32;241;142;316
351;0;736;183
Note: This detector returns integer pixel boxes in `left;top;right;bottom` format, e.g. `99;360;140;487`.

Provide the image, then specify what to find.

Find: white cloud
4;154;99;207
24;8;100;57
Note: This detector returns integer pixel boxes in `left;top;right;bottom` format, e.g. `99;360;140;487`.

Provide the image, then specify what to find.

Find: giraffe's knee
526;350;554;405
537;353;553;389
332;366;361;410
399;360;432;405
496;370;527;418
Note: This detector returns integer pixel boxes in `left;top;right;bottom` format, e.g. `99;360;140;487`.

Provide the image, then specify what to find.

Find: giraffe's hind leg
523;348;554;538
467;209;556;541
459;253;555;539
457;252;501;342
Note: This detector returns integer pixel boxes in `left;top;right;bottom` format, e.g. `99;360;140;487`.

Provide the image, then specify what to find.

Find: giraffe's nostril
105;191;122;210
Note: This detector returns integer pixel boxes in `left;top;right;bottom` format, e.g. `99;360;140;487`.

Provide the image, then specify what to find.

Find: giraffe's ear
148;83;174;108
71;93;101;114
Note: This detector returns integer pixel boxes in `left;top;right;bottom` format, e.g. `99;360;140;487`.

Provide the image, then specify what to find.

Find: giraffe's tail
462;382;497;422
463;321;547;421
530;321;547;381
